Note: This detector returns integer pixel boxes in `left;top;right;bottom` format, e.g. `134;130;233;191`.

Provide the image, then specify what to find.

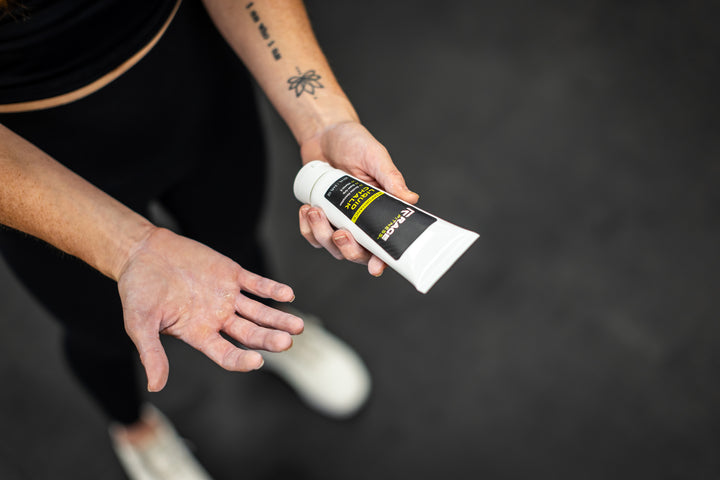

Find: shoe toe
263;318;371;419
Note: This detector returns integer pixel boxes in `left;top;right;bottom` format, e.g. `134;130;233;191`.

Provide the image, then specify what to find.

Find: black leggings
0;0;269;424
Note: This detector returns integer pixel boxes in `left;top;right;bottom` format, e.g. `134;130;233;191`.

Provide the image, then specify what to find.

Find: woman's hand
298;122;419;276
117;227;304;392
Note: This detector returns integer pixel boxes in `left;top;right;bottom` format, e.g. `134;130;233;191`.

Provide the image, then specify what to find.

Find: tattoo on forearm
288;67;324;98
245;2;281;60
244;2;322;99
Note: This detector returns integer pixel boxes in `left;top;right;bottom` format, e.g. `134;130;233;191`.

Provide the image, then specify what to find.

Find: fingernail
308;210;321;223
256;358;265;370
334;233;348;246
289;295;295;303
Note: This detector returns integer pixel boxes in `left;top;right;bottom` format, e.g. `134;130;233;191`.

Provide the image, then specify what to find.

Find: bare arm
201;0;357;144
202;0;419;275
0;124;153;280
0;124;303;391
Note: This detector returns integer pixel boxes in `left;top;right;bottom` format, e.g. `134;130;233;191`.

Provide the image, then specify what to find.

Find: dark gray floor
2;1;719;479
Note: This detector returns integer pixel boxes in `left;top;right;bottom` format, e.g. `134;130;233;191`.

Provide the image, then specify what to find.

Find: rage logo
380;208;415;241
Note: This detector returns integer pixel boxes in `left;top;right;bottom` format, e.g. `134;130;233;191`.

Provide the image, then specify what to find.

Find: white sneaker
109;405;213;480
262;308;372;419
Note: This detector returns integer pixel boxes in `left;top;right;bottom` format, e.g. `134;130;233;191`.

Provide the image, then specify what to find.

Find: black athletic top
0;0;178;104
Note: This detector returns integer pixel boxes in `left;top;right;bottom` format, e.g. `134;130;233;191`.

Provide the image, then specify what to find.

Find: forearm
201;0;358;145
0;124;155;280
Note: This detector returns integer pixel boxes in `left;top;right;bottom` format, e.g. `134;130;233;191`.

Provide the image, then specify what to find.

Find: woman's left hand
297;121;419;276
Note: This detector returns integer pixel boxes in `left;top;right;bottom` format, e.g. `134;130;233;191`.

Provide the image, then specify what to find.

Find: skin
202;0;420;274
0;0;419;415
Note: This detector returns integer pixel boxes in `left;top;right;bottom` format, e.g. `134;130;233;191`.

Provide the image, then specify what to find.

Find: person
0;0;419;478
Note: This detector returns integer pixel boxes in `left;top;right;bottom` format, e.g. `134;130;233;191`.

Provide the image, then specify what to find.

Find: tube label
324;175;436;259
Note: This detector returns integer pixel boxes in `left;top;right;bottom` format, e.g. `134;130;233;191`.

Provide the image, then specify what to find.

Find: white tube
294;161;479;293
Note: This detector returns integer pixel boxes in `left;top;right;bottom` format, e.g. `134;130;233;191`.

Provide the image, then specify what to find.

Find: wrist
109;219;157;282
292;92;359;146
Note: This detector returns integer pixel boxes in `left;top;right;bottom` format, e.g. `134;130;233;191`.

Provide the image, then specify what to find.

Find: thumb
375;163;419;205
140;338;170;392
366;146;419;204
127;326;170;392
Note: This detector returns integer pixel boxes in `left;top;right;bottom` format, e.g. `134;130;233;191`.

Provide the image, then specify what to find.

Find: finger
368;255;387;277
234;295;304;334
223;316;294;352
124;318;170;392
306;207;344;260
366;147;419;204
197;333;264;372
332;230;372;265
299;205;322;248
237;268;295;303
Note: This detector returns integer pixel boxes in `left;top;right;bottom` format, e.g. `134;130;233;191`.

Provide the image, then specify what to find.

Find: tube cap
293;160;335;204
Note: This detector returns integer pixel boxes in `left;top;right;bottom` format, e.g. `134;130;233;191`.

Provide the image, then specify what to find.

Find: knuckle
344;250;363;262
220;349;238;370
299;225;313;239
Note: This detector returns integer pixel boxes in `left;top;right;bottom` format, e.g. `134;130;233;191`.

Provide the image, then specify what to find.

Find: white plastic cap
293;160;335;204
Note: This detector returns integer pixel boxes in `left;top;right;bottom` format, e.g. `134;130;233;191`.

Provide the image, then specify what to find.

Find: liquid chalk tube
294;161;479;293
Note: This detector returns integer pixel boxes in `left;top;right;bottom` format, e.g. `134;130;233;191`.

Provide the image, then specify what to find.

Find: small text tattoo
287;68;324;98
246;2;282;60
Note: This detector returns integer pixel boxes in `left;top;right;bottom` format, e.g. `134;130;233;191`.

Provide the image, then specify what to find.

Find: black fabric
0;0;269;424
0;0;178;103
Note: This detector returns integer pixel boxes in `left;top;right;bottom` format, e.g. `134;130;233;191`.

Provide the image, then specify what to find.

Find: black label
324;175;436;260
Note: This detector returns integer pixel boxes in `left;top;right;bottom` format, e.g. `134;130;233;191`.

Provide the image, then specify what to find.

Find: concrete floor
1;1;719;479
